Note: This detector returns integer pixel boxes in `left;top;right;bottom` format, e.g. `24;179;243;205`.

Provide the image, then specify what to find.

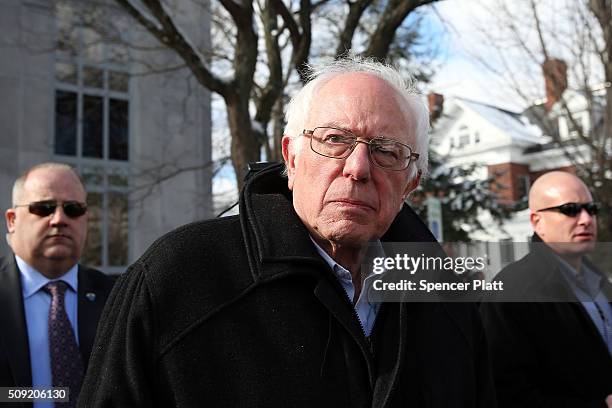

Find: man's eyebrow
315;122;399;141
318;121;350;130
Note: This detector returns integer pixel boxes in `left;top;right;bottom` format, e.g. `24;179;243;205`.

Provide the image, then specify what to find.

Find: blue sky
423;0;526;111
213;0;543;203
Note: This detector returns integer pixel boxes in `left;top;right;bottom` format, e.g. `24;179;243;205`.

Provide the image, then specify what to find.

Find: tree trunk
365;0;438;60
226;98;260;191
588;0;612;240
270;97;284;162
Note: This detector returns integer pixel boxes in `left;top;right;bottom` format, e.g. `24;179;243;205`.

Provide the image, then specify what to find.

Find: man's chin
320;223;379;247
42;246;77;261
550;241;596;256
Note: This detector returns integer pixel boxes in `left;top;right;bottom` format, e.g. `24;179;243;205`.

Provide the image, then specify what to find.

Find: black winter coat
480;234;612;408
79;164;496;408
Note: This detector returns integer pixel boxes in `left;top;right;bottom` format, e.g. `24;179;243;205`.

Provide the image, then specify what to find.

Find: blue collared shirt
310;238;382;337
557;257;612;356
16;256;79;408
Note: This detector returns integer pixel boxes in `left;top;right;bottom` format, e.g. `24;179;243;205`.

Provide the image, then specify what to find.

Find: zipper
339;281;376;356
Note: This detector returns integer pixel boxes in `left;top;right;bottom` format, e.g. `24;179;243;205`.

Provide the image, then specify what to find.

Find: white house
427;59;603;248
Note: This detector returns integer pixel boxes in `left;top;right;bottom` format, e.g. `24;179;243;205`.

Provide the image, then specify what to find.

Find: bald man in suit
0;163;113;407
481;171;612;408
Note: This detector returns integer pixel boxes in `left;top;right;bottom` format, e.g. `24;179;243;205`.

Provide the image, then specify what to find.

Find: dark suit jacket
0;254;114;407
480;235;612;408
79;163;496;408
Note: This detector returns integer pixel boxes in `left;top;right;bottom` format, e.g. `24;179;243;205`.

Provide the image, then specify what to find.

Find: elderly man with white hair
80;57;496;408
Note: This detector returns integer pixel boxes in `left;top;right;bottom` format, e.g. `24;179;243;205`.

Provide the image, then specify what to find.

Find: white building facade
0;0;213;273
428;73;600;244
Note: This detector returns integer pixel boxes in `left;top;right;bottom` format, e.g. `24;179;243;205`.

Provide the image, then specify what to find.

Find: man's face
531;180;597;257
282;73;420;247
5;168;88;277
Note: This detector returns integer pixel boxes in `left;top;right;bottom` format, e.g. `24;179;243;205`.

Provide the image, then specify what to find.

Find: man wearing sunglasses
80;57;495;407
481;171;612;407
0;162;113;407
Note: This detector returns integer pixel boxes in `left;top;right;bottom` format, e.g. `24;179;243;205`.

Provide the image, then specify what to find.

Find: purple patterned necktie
43;281;84;407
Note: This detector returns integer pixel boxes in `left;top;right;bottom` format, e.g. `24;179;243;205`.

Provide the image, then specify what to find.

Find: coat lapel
370;207;440;408
241;166;378;383
529;240;612;370
313;276;376;381
240;164;443;404
371;302;409;408
77;266;108;369
0;256;32;386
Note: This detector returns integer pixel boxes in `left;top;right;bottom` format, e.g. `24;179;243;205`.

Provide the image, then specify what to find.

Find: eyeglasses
303;127;420;171
536;202;600;217
14;200;88;218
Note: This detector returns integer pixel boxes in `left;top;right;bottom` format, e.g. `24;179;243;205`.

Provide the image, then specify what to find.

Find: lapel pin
86;292;96;302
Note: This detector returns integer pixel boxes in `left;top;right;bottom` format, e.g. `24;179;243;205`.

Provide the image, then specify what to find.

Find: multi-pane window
54;63;129;160
53;2;130;272
79;166;129;271
517;175;530;200
457;125;470;148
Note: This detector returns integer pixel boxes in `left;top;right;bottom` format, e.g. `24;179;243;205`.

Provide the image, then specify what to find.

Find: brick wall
529;166;576;182
488;163;577;205
487;163;531;204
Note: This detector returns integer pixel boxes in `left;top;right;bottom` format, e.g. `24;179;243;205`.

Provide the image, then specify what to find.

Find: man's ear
530;211;541;235
282;135;296;190
5;209;16;233
402;170;421;199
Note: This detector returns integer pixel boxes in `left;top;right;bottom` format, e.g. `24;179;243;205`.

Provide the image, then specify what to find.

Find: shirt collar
16;255;79;299
556;255;601;295
309;236;385;283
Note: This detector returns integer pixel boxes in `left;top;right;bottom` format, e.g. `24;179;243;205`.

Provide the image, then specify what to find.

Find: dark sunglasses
536;202;600;217
14;200;88;218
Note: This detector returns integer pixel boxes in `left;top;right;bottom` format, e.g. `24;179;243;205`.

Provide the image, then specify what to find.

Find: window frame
51;17;132;274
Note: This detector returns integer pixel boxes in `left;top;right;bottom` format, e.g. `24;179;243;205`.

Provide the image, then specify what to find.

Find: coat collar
240;162;439;274
239;163;441;406
240;164;323;265
529;233;612;297
529;234;612;359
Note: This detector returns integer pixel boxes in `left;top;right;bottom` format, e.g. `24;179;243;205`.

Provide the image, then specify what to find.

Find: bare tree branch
365;0;439;59
335;0;373;57
471;0;612;238
529;0;549;61
116;0;231;96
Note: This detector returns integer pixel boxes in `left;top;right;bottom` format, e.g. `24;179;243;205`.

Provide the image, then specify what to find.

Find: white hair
284;55;430;180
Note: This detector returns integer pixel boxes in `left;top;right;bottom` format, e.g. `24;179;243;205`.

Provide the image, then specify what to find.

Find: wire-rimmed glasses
303;127;419;171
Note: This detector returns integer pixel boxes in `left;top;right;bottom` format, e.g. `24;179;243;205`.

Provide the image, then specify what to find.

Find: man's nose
342;142;371;181
577;208;594;225
49;205;69;226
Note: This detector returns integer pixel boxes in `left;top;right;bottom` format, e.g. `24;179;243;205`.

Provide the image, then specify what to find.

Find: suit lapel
534;250;612;373
77;266;106;369
0;256;32;386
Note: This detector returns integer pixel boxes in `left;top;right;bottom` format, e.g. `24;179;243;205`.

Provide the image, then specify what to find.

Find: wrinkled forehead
309;73;415;142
